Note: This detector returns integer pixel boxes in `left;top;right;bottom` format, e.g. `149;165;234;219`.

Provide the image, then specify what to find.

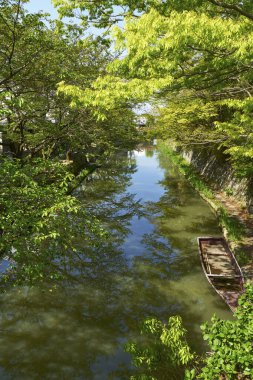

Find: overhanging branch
208;0;253;21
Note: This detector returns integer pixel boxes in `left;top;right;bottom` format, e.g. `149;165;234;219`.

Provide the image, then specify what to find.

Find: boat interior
200;239;242;291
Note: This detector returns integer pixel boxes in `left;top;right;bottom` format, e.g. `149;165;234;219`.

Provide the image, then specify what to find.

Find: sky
24;0;108;37
25;0;58;18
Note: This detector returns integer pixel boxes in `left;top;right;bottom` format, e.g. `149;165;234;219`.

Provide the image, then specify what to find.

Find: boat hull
197;237;244;312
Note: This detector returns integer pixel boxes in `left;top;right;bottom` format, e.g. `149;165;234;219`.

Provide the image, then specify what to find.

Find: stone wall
178;146;253;212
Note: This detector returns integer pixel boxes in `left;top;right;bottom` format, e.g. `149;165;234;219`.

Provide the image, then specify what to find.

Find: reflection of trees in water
78;155;142;231
0;149;225;379
142;187;220;278
156;149;181;177
70;154;145;280
0;154;147;379
0;154;144;287
145;148;154;158
156;149;199;204
0;284;131;380
143;148;221;254
140;232;179;275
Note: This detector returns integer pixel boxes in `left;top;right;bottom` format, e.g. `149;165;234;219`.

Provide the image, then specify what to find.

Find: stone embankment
180;146;253;282
214;190;253;282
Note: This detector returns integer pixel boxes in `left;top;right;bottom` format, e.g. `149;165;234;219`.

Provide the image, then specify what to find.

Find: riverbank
158;142;253;282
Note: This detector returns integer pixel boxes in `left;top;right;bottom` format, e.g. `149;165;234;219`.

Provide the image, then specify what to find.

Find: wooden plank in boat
207;274;241;278
205;254;235;276
202;243;227;256
201;239;235;275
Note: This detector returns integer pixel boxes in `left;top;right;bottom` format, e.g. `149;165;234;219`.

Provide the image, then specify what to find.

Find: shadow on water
0;148;232;380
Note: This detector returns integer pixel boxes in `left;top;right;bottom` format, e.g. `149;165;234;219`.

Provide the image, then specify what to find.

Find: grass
158;142;214;198
217;207;245;242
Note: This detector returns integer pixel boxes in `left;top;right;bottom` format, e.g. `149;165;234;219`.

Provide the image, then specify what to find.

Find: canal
0;147;231;379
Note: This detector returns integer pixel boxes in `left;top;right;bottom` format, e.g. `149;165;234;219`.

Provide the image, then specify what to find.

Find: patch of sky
25;0;124;37
25;0;58;18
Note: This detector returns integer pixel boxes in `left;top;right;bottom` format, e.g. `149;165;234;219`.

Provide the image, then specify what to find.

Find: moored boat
197;237;244;312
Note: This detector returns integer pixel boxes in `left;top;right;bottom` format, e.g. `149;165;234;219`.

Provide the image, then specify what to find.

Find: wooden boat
197;237;244;312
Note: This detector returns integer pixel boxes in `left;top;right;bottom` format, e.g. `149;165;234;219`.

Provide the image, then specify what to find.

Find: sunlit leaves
57;75;172;119
215;98;253;175
199;283;253;379
126;285;253;379
125;316;194;379
54;1;253;178
0;158;105;285
148;91;219;143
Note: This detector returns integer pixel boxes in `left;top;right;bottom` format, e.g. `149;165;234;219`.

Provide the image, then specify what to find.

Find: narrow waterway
0;147;231;380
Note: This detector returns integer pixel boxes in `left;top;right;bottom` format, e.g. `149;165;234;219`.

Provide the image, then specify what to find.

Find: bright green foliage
53;0;167;27
215;98;253;176
0;0;138;161
53;0;253;177
57;76;172;120
53;0;253;26
125;316;194;380
126;285;253;380
0;158;76;248
110;7;253;174
0;1;142;284
199;283;253;379
0;157;105;284
147;93;219;144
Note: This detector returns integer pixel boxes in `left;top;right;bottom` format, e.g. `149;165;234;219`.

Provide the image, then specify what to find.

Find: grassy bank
158;142;246;245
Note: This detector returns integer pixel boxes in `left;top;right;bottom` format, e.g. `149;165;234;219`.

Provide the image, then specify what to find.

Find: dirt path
215;191;253;282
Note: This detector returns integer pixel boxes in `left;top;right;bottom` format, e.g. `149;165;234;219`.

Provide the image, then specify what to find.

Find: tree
199;283;253;379
0;0;139;162
125;316;195;380
53;0;253;177
0;1;141;283
0;158;83;284
53;0;253;26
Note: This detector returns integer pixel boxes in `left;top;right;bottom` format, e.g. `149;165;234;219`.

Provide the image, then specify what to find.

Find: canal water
0;147;231;379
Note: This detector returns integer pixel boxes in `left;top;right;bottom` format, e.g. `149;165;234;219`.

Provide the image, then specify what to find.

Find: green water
0;147;231;380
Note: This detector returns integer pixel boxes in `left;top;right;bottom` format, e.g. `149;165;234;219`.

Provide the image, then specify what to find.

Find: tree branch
0;47;45;86
208;0;253;21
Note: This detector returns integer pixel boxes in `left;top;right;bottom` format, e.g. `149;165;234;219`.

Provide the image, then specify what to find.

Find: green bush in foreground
126;284;253;380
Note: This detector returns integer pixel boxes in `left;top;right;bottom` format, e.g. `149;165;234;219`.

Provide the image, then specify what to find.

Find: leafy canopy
54;0;253;176
0;0;141;284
